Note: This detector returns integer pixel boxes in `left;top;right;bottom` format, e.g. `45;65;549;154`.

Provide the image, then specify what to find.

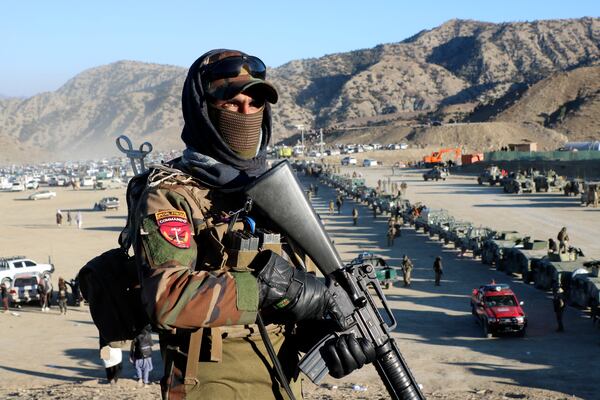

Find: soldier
400;181;408;197
394;216;402;237
553;288;566;332
131;49;374;399
401;255;413;287
352;207;359;226
387;225;396;247
557;227;569;253
433;256;443;286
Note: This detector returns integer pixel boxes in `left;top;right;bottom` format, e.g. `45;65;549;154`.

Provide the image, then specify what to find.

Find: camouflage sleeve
137;186;258;331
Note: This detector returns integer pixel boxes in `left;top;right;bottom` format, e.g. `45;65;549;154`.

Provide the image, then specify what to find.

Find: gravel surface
0;167;598;399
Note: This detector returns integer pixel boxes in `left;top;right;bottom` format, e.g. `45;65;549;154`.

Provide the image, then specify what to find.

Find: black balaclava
179;49;275;189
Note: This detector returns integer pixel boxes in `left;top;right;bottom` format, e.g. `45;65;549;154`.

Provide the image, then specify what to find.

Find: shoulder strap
184;328;203;386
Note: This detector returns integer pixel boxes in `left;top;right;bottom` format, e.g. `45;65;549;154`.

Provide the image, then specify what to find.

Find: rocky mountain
0;17;599;161
488;66;600;141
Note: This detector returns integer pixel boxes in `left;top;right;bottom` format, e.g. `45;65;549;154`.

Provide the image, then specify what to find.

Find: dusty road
303;173;599;400
0;169;598;399
347;165;600;258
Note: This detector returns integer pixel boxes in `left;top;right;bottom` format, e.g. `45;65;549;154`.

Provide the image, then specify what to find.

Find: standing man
433;256;443;286
401;255;413;287
130;324;154;388
76;211;83;229
352;207;359;226
1;282;9;313
400;181;408;197
557;227;569;253
57;277;68;315
387;225;396;247
131;49;374;399
56;209;63;227
553;288;566;332
336;195;343;214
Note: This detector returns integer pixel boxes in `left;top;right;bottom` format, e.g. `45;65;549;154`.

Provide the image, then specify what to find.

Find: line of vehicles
405;206;599;338
477;165;600;206
313;165;599;339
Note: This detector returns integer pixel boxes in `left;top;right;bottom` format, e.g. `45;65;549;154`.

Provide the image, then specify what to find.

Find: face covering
208;103;264;159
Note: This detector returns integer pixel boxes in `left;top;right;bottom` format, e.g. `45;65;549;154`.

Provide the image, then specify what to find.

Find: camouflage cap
201;50;278;104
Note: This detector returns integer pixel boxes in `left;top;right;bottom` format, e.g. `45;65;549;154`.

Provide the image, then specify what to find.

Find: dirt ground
0;167;598;399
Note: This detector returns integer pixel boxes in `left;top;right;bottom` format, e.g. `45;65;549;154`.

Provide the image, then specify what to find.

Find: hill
0;17;599;161
490;66;600;140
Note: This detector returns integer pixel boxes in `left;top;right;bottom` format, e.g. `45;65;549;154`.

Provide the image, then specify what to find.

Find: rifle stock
245;161;425;400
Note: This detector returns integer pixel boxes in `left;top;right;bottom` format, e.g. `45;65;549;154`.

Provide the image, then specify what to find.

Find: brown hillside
0;17;599;162
323;121;567;153
495;66;600;140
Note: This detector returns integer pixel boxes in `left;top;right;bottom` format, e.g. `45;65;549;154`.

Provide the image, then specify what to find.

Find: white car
25;180;39;190
28;190;57;200
363;159;378;167
10;182;25;192
0;257;54;288
341;156;357;166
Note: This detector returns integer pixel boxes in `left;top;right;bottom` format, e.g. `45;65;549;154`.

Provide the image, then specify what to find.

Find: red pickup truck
470;282;527;338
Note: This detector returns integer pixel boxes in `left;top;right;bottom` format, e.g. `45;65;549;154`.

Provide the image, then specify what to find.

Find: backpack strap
184;328;203;386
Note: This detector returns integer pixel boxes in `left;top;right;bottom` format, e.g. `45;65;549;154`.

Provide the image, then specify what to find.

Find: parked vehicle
25;180;40;190
563;179;584;197
94;197;120;211
470;282;527;338
422;167;448;181
533;170;566;193
8;273;43;305
362;159;378;167
10;182;25;192
341;156;357;166
349;252;398;289
477;165;505;186
581;182;600;207
503;173;534;194
28;190;57;200
0;256;54;288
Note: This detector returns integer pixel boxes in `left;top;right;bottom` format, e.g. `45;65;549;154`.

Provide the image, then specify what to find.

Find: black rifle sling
257;314;296;400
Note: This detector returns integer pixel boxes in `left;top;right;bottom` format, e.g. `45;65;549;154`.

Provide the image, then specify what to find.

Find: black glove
250;250;339;323
321;333;376;378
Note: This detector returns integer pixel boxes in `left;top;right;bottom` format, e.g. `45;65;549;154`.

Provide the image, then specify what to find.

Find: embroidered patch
155;210;191;249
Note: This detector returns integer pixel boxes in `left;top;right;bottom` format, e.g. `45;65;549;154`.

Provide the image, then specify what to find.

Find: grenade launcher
245;160;425;400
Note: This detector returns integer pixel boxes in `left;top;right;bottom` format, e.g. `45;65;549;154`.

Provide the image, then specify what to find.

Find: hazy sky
1;0;598;97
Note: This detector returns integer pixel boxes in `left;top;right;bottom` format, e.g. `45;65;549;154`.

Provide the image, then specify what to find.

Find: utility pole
319;128;324;155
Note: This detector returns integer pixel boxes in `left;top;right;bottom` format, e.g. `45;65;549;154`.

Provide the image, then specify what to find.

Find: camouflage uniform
401;257;413;287
132;166;303;399
557;228;569;253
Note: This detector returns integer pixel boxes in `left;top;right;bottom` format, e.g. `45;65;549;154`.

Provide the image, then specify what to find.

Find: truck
470;282;527;338
0;256;54;288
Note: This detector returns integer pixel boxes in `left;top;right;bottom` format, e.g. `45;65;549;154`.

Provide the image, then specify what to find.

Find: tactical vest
129;164;311;398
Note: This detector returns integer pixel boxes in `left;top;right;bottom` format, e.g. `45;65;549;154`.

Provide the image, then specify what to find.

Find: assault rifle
245;161;425;400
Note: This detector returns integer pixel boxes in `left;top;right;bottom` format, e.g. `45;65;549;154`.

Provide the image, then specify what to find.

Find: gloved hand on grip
250;250;340;323
321;333;377;378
